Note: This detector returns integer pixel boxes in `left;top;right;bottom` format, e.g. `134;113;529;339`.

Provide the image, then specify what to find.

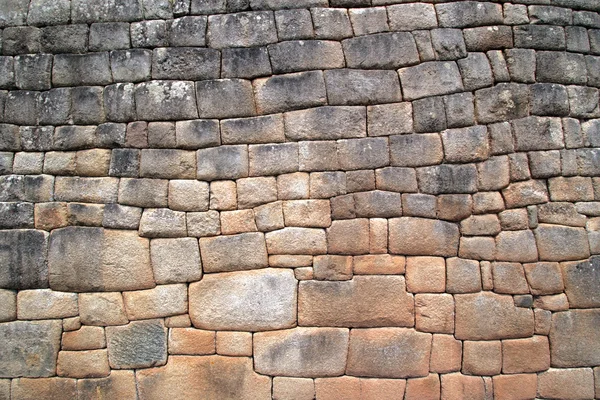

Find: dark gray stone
514;25;566;50
325;69;402;105
444;92;475;128
135;81;198;121
435;1;503;28
529;5;572;25
103;203;142;230
221;114;283;144
430;28;467;60
254;71;326;114
399;61;464;100
71;0;143;23
413;30;436;62
375;167;418;193
118;178;167;208
562;256;600;308
0;124;20;151
191;0;226;14
512;116;564;151
89;22;131;52
4;91;38;125
342;32;419;69
457;52;493;91
337;138;389;170
109;149;140;177
41;25;89;54
130;20;168;48
197;145;248;181
125;121;148;148
418;164;478;194
53;126;97;150
274;9;314;40
152;47;220;81
168;16;207;47
531;83;569;117
577;148;600;176
0;321;61;378
475;83;530;124
207;11;277;48
537;51;587;85
38;88;71;126
348;7;388;36
550;310;600;367
284;106;366;141
311;8;353;40
566;26;591;53
104;83;136;122
487;50;510;82
222;47;272;79
529;150;561;178
442;125;490;163
0;0;29;28
299;141;339;171
196;79;256;119
0;152;13;174
563;118;584;149
250;0;326;9
390;134;443;167
110;49;151;83
72;86;106;125
227;0;250;12
2;27;41;55
27;0;70;26
574;11;600;27
463;26;513;52
505;49;536;83
0;202;33;228
53;53;112;87
354;191;402;218
175;119;220;149
20;126;54;151
269;40;344;74
142;0;173;19
106;320;167;369
0;229;48;290
0;175;54;203
147;122;175;148
591;30;600;54
586;56;600;88
97;123;127;148
568;86;600;119
413;97;447;133
249;143;298;176
14;55;52;91
0;57;14;89
552;0;600;12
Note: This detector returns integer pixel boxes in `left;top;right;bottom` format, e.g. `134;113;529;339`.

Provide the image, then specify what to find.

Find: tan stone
369;218;388;253
277;172;310;200
406;256;446;293
76;149;111;176
283;199;331;228
462;340;502;376
187;210;221;237
62;326;106;351
461;214;501;236
495;230;538;263
459;236;496;260
534;308;552;335
441;373;486;400
150;238;202;284
353;254;405;275
446;258;481;293
168;179;209;212
57;350;110;379
535;224;590;261
502;336;550;374
294;267;314;280
266;227;327;255
79;292;129;326
15;289;77;320
209;180;237;210
123;284;187;320
237;176;277;209
63;317;81;332
430;334;462;373
216;331;253;356
67;202;104;226
327;219;370;255
313;255;353;280
168;328;215;355
273;377;315;400
548;176;595;202
389;217;460;257
137;356;271;400
523;262;563;295
11;378;77;399
254;327;349;377
315;376;361;400
550;309;600;367
404;374;440;400
254;201;285;231
538;368;595;400
0;378;9;399
360;378;407;400
220;209;257;234
493;374;537;400
34;202;68;230
502;180;549;208
415;294;454;334
474;191;505;214
347;328;431;378
455;292;534;340
299;276;414;327
533;293;569;311
268;255;313;267
77;370;137;400
491;262;529;294
595;367;600;399
480;261;493;290
165;314;192;328
200;232;268;272
437;194;472;222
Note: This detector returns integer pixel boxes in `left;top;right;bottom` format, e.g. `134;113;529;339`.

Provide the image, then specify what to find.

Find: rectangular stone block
221;114;284;145
135;81;198;121
417;164;478;195
196;79;256;119
110;49;152;83
389;217;459;257
139;149;196;179
475;83;529;124
41;24;88;54
387;3;437;31
550;310;600;367
197;145;248;181
54;177;118;203
285;106;366;141
57;350;110;379
106;320;167;369
169;328;215;355
17;289;77;320
311;8;352;40
324;69;402;105
207;11;277;48
399;61;463;101
254;71;327;114
514;25;566;50
537;51;587;85
248;143;298;176
52;53;112;87
343;32;419;69
123;284;188;320
139;208;187;238
89;22;130;52
268;40;344;74
222;46;272;79
200;232;268;273
266;227;327;255
436;2;503;28
169;16;207;47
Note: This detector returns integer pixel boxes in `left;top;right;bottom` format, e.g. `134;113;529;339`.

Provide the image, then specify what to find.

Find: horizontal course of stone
1;0;600;399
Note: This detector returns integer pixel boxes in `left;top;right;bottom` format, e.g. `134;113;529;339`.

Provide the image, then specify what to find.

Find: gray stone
285;106;365;141
0;321;61;378
189;268;297;331
343;32;419;69
151;238;201;284
207;11;277;48
106;320;167;369
221;47;272;79
20;126;53;152
0;229;48;290
298;141;338;171
143;0;173;19
103;203;142;230
412;97;446;133
311;8;352;40
568;86;600;119
413;30;436;61
389;217;460;256
578;148;600;176
14;55;52;91
1;175;54;203
475;83;529;124
550;310;600;367
196;79;256;119
348;7;388;35
574;10;600;27
390;134;443;167
104;83;135;123
567;26;591;53
535;224;590;262
387;3;437;31
530;83;569;116
89;23;130;52
249;143;298;176
529;150;561;178
190;0;225;14
53;53;112;87
587;56;600;88
514;25;565;50
200;232;267;273
444;92;475;128
367;102;412;136
431;28;467;60
418;164;478;194
0;124;19;151
38;88;71;126
0;288;16;321
0;202;34;228
337;138;389;170
436;1;502;28
0;0;29;27
505;49;536;83
254;328;349;377
562;256;600;308
130;20;167;48
110;49;152;83
2;27;41;55
0;57;14;89
376;167;418;193
135;81;198;121
250;0;325;9
269;40;344;74
274;9;313;40
254;71;326;114
442;126;489;163
529;5;572;25
457;53;494;91
464;25;513;52
354;190;402;218
399;61;463;101
187;210;220;237
72;86;105;125
71;0;143;23
502;180;549;208
147;122;177;148
3;91;38;125
139;208;187;238
487;50;510;82
139;149;195;179
537;51;587;85
325;69;402;105
0;153;13;174
109;149;139;178
197;145;248;180
512;116;564;151
152;48;219;81
41;25;89;54
169;16;207;47
221;114;283;145
54;176;118;203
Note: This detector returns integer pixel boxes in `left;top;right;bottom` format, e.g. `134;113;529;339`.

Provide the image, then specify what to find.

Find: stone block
0;229;48;290
67;203;104;227
269;40;344;74
169;16;207;47
4;91;38;126
562;256;600;308
196;79;256;119
417;164;478;195
463;340;502;376
216;331;252;356
337;138;389;170
209;181;237;211
282;200;330;228
551;309;600;367
200;232;267;273
415;294;454;333
502;336;550;374
327;219;369;255
77;370;137;400
79;292;128;326
353;254;404;275
11;378;76;399
523;262;564;295
41;24;88;53
139;208;187;238
285;106;366;141
535;224;590;261
130;20;168;47
0;320;62;378
347;328;431;378
495;230;538;262
436;1;502;28
62;326;106;351
298;141;338;172
222;114;283;145
0;289;16;322
549;176;595;202
387;3;437;31
537;51;587;85
444;92;475;129
0;201;33;228
14;54;52;91
110;49;152;83
237;176;277;209
312;255;352;281
118;179;167;209
151;238;201;284
343;32;418;69
464;25;513;52
168;180;209;212
2;27;41;55
135;81;198;121
106;320;167;369
398;61;463;101
222;46;272;79
189;268;296;331
197;145;248;181
538;368;595;400
71;86;105;125
442;126;489;163
503;180;549;208
446;258;481;294
274;9;313;41
475;83;529;124
249;143;298;176
504;49;536;84
266;227;327;255
174;119;220;149
389;134;443;167
207;11;277;48
139;149;195;180
96;123;126;148
254;71;326;114
17;289;77;320
76;149;111;177
389;217;459;257
299;276;414;327
514;24;566;50
491;262;528;294
538;202;586;227
412;96;446;133
492;374;537;400
254;201;284;232
325;69;402;105
311;8;352;40
123;284;187;320
169;328;214;355
273;377;315;400
57;350;110;379
89;22;130;52
53;53;112;87
430;28;467;60
348;7;388;36
367;102;412;136
375;167;417;193
512;116;564;151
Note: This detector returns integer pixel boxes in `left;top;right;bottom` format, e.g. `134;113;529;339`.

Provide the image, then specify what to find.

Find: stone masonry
1;0;600;399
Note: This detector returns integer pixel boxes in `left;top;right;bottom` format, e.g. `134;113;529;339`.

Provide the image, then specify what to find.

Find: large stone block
71;0;142;23
139;149;196;179
435;1;503;28
254;71;327;114
475;83;530;124
139;208;187;238
189;268;297;331
222;46;272;79
196;79;256;119
538;368;595;400
0;229;48;289
535;224;590;262
342;32;419;69
562;256;600;308
48;227;154;292
249;143;298;176
137;356;271;400
11;378;77;399
254;328;349;377
77;370;137;400
200;232;268;273
398;61;463;100
207;11;277;48
388;217;459;257
106;320;167;369
514;25;566;50
268;40;344;73
418;164;478;194
346;328;431;378
52;53;112;87
550;309;600;367
0;320;62;378
327;219;370;255
512;116;564;151
221;114;284;145
266;227;327;255
441;126;489;163
123;284;187;320
387;3;437;31
537;51;587;85
150;238;202;284
152;47;219;81
455;292;534;340
17;289;78;320
389;133;443;167
325;69;402;105
135;81;198;121
197;145;248;181
298;276;414;327
284;106;366;141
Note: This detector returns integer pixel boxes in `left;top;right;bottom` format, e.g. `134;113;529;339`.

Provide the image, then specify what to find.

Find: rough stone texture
0;229;48;289
17;289;78;320
123;284;187;320
538;368;595;400
106;320;167;369
550;309;600;367
562;256;600;308
200;232;268;272
399;61;464;101
389;217;459;257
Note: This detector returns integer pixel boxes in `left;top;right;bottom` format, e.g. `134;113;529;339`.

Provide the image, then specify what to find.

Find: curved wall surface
0;0;600;398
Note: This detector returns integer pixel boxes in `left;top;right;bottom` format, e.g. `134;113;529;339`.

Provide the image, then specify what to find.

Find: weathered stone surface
343;32;418;69
123;284;187;320
135;81;198;121
169;328;215;355
415;294;454;333
273;377;315;400
48;227;154;292
327;219;370;255
53;53;112;87
502;180;549;208
502;336;550;374
130;20;168;47
552;313;600;367
17;289;77;320
266;227;327;255
346;328;431;378
387;3;437;31
11;378;77;399
299;276;414;327
208;11;277;48
0;320;62;378
110;49;152;83
139;208;187;238
512;116;564;151
137;356;271;400
62;326;106;351
196;79;256;119
0;289;16;322
79;292;129;326
57;350;110;379
462;340;502;376
390;134;443;167
325;69;402;105
0;229;48;290
337;138;389;170
254;327;349;377
222;114;283;145
455;292;534;340
254;70;327;113
197;145;248;181
140;149;195;180
222;46;272;79
537;51;587;85
152;48;219;81
535;224;590;261
406;256;446;294
150;238;202;284
562;256;600;308
189;268;297;331
77;370;137;400
106;320;167;369
285;106;366;141
389;217;459;257
475;83;529;124
495;230;538;263
436;2;503;28
249;143;298;176
200;232;267;273
430;335;462;374
398;61;463;101
442;126;489;163
269;40;344;74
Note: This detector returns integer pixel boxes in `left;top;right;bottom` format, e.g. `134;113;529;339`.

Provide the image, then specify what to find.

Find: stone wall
0;0;600;398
